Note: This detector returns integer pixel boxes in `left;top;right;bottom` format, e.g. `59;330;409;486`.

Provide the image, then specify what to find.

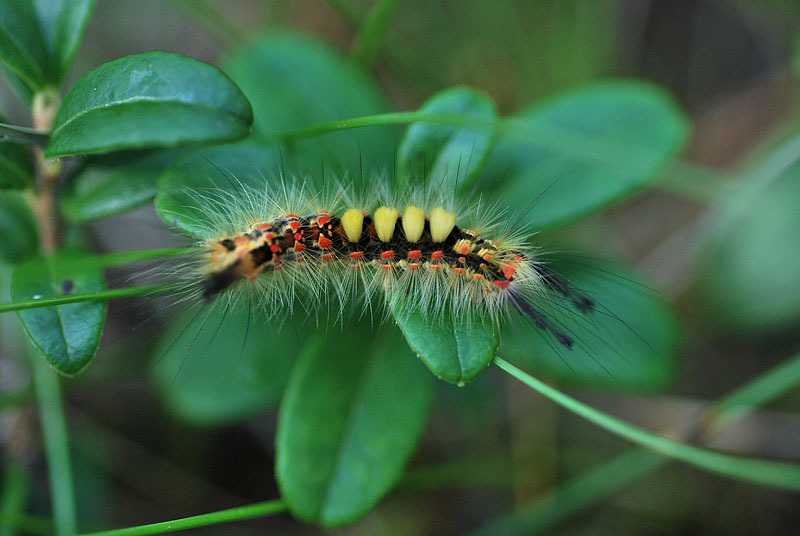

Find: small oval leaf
392;299;499;385
485;81;689;230
277;323;434;527
47;51;253;157
151;304;297;425
0;0;48;88
0;192;38;263
398;86;497;193
12;250;107;375
500;260;680;390
61;148;186;221
33;0;96;83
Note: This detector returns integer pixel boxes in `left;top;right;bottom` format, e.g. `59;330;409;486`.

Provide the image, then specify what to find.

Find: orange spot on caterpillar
317;215;331;227
294;243;305;253
289;221;302;232
409;263;420;270
264;232;275;242
431;250;444;261
318;236;333;249
473;273;484;281
286;213;298;219
503;264;517;280
454;267;465;274
458;256;466;263
318;210;332;216
483;254;493;262
381;264;393;271
259;223;272;230
479;263;487;270
407;250;422;259
294;232;302;241
349;251;364;260
380;250;395;260
430;264;441;271
234;236;249;246
322;253;335;261
513;255;523;262
494;280;510;290
459;242;471;255
270;244;280;253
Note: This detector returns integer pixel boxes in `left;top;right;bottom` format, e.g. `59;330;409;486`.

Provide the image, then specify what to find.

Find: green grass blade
0;285;168;314
495;356;800;491
80;500;286;536
350;0;403;66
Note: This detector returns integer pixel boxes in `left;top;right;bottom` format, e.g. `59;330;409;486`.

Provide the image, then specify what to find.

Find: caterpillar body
178;181;596;350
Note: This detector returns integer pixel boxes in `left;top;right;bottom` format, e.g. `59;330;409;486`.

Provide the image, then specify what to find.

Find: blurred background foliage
2;0;800;534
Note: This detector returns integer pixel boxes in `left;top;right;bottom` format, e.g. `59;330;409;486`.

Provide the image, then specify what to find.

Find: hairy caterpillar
165;177;597;353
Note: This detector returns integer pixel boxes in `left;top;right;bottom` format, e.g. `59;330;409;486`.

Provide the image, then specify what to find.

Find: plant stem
494;356;800;491
0;285;169;314
350;0;404;67
30;354;77;536
80;500;286;536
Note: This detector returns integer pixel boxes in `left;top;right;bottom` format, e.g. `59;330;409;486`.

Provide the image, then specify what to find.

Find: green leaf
12;250;106;375
698;157;800;331
46;51;253;157
32;0;96;83
277;323;434;527
486;81;689;229
0;192;38;263
501;260;679;390
392;299;499;385
0;0;48;88
398;86;497;193
61;148;186;221
0;118;33;188
224;31;397;175
151;304;297;425
155;139;282;236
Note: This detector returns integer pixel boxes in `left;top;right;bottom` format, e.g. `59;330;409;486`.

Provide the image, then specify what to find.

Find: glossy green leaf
151;304;297;425
485;81;689;229
224;31;397;175
61;148;186;221
398;86;497;193
277;323;434;527
500;260;679;390
46;52;253;157
12;250;106;375
33;0;96;83
155;139;282;236
0;118;33;188
0;0;48;88
699;157;800;331
0;192;38;263
392;299;499;385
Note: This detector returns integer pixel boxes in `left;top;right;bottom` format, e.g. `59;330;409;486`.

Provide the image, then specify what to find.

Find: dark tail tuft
531;262;594;313
509;291;574;349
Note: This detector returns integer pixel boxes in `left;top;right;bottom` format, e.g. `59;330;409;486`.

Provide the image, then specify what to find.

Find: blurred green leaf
398;86;497;193
12;250;106;375
277;323;434;527
485;81;689;229
501;260;679;390
151;304;297;426
224;30;397;175
0;1;48;89
46;52;253;157
155;139;282;236
32;0;96;83
61;148;186;221
392;299;498;385
0;192;38;263
0;119;33;188
699;158;800;331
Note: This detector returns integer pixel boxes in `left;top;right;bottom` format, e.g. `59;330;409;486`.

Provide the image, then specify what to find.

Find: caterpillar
167;178;597;351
